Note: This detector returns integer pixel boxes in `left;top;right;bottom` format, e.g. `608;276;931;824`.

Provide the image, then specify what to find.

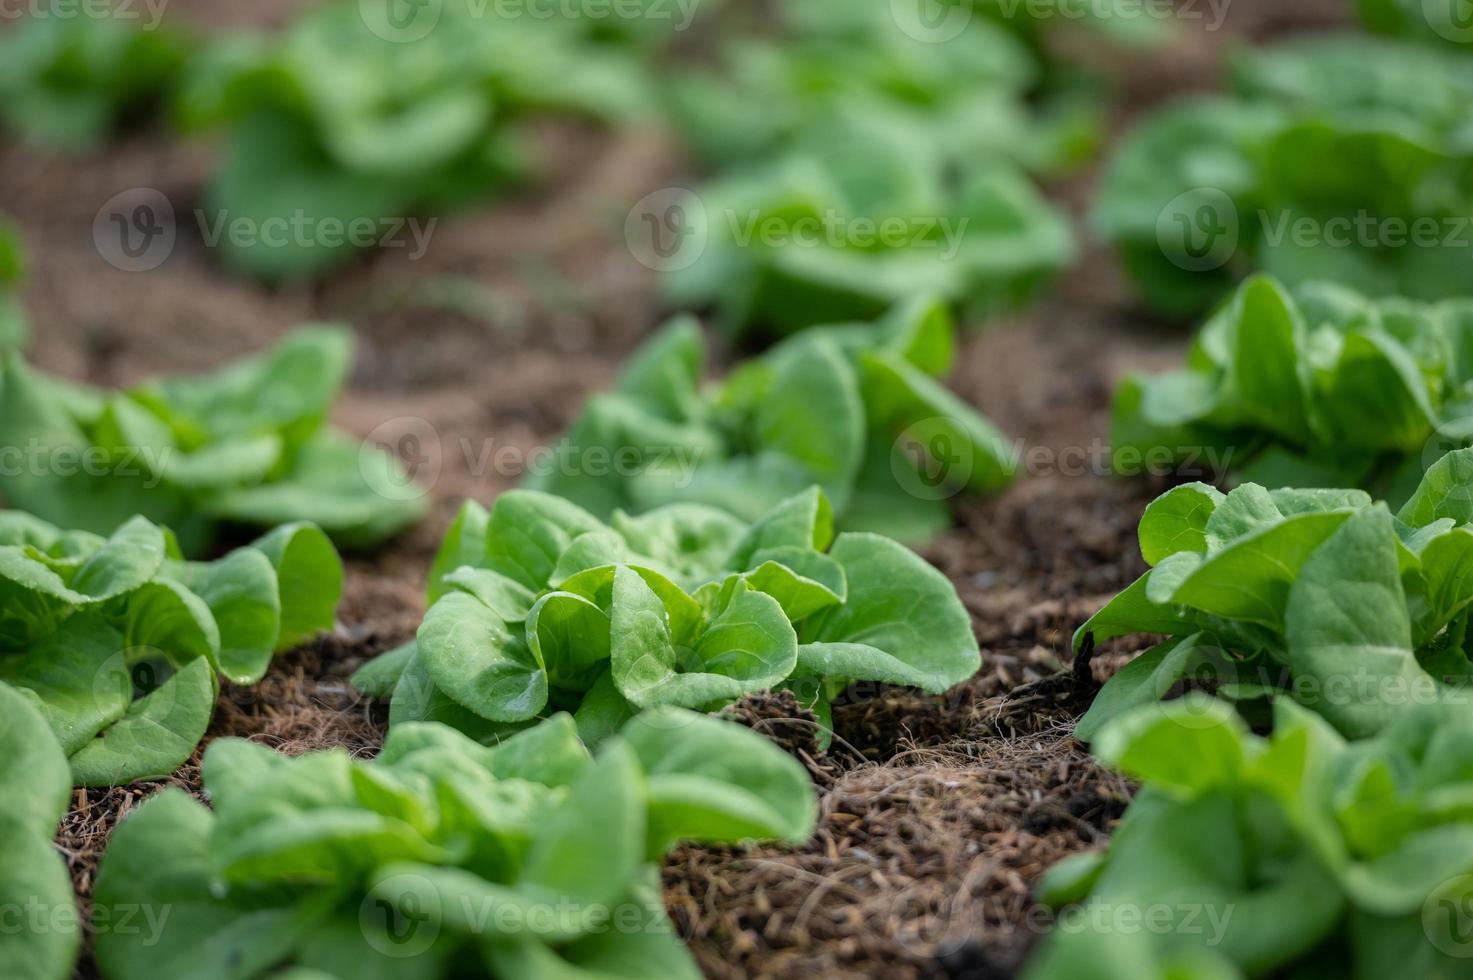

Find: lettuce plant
666;2;1049;171
353;485;980;746
1075;449;1473;742
92;708;816;980
664;111;1074;336
0;327;426;553
181;0;652;280
0;510;342;786
0;217;26;351
530;298;1014;543
672;0;1162;171
1029;694;1473;979
1113;276;1473;501
0;10;186;150
0;681;79;980
1095;35;1473;315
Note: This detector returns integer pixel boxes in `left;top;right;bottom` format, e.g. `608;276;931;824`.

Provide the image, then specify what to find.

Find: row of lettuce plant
1095;32;1473;316
529;298;1014;543
0;1;1144;318
0;509;342;785
1024;449;1473;976
658;0;1103;336
0;0;675;280
1112;275;1473;504
0;326;425;554
0;300;985;974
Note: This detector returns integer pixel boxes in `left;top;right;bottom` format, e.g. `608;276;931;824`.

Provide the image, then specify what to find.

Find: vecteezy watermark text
92;187;440;271
1;0;170;29
196;210;437;260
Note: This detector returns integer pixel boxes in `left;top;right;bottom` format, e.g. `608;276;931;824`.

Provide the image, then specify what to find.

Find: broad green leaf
0;614;130;755
1163;511;1354;629
1075;636;1220;744
428;500;490;603
483;491;608;592
93;789;313;980
527;591;612;691
1093;694;1249;795
248;522;343;649
621;707;817;854
70;656;217;787
417;591;548;723
1286;507;1434;738
797;533;979;692
1399;447;1473;527
1138;483;1224;566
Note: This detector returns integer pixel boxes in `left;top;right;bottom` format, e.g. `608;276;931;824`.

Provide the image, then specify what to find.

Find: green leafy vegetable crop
1074;449;1473;742
0;10;186;151
353;485;979;747
1095;34;1473;315
1113;276;1473;501
93;709;815;979
0;217;27;352
664;133;1075;337
667;1;1058;173
0;326;427;553
181;0;653;280
1029;694;1473;979
0;510;342;786
0;681;80;980
531;298;1015;544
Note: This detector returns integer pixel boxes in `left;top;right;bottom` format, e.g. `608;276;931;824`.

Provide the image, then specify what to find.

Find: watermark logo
1425;0;1473;44
625;188;708;273
891;418;976;502
94;188;176;273
93;188;437;271
1424;873;1473;958
361;416;442;504
360;874;442;958
360;0;443;42
891;0;972;42
1157;188;1239;273
91;649;179;721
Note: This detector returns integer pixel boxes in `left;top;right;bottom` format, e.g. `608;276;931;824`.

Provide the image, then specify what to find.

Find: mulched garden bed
1;1;1353;976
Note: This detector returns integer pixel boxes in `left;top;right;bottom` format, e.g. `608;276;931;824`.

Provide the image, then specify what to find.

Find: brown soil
1;1;1357;978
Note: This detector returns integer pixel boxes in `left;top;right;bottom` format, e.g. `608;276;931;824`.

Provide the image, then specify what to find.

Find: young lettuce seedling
179;0;656;280
1030;695;1473;978
0;511;342;785
93;709;816;980
0;11;186;151
1095;34;1473;314
353;485;980;748
530;298;1016;545
1112;276;1473;504
0;326;427;553
1075;448;1473;742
